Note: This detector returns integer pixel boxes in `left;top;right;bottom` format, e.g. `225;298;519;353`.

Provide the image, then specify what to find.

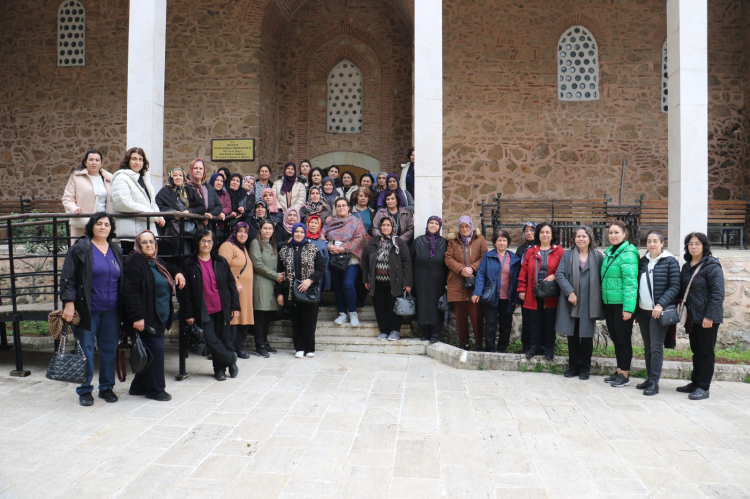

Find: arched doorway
310;152;382;178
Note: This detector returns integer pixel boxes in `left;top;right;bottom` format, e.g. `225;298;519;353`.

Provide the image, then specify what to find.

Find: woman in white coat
272;162;306;212
108;147;165;251
62;149;113;238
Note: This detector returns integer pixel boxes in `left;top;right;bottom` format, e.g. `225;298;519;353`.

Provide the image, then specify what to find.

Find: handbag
533;258;560;298
644;265;680;326
676;262;704;324
394;291;416;316
292;251;320;303
47;309;80;340
116;329;128;383
329;246;351;272
186;323;207;356
129;331;154;374
478;253;508;305
462;245;475;289
46;325;88;384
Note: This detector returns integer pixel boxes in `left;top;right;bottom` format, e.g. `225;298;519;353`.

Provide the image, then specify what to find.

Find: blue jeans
332;264;360;314
73;308;120;395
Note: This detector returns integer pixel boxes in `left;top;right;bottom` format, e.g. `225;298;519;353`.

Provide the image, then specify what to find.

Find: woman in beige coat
62;149;112;237
218;222;255;359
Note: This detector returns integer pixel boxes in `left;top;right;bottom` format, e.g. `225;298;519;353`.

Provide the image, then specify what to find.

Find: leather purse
329;246;351;272
291;250;320;303
533;258;560;298
462;245;475;289
129;330;154;374
46;325;88;384
645;267;680;326
394;292;416;316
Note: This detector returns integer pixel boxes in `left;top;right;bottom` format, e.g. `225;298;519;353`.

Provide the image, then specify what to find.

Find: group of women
61;147;724;406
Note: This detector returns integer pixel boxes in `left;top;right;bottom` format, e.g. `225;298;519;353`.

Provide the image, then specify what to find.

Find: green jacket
249;239;280;312
601;241;640;313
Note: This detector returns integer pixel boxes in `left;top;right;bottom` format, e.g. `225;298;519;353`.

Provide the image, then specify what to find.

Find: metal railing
0;210;233;379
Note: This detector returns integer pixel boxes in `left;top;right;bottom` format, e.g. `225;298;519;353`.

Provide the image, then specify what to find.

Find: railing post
7;219;30;376
175;216;189;381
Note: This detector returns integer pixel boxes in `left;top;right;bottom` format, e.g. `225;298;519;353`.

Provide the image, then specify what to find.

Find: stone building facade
1;0;749;228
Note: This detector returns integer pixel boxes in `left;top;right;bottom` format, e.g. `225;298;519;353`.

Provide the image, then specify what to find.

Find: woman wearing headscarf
62;149;113;238
181;229;241;381
254;164;273;200
273;162;306;212
321;177;338;210
305;215;330;291
227;173;246;217
410;216;448;343
375;173;414;213
155;167;206;254
218;222;255;359
277;207;300;250
209;173;233;237
185;158;223;226
299;186;332;224
276;222;326;358
249;220;283;358
322;197;368;327
372;190;414;244
261;188;284;225
246;200;269;243
445;216;488;350
60;213;123;406
122;230;186;400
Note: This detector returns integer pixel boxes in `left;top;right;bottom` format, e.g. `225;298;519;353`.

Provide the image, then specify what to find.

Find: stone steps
269;319;412;338
266;335;426;354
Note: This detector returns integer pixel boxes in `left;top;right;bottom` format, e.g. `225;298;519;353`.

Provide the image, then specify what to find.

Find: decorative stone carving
57;1;85;67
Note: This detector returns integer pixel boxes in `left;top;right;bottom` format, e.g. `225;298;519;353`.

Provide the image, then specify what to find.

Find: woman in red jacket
517;222;564;361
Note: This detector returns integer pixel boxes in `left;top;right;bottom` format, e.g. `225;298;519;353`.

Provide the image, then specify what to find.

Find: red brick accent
547;14;608;49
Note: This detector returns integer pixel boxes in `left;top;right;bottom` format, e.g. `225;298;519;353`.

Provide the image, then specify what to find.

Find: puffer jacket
108;168;161;238
601;241;640;313
637;250;680;310
272;179;306;212
679;255;724;324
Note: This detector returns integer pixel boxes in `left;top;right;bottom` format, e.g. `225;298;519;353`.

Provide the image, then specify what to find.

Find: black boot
525;345;540;359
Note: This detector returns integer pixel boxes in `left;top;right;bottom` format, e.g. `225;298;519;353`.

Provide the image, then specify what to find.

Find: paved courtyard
1;349;750;499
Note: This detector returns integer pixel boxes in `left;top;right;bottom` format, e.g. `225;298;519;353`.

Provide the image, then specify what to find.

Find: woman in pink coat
62;149;113;238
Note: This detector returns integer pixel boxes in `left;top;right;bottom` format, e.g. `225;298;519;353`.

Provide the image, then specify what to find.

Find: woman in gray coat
555;226;604;380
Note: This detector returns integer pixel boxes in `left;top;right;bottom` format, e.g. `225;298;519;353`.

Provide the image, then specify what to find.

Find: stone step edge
425;343;750;383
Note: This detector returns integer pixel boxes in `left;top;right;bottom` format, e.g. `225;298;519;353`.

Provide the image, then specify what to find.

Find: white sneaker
334;313;348;325
305;352;315;358
349;312;360;327
295;351;304;359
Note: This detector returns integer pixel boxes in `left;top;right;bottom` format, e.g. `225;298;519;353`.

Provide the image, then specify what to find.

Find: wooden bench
496;198;554;245
0;197;25;216
552;199;608;247
708;200;747;250
26;196;64;214
639;199;668;239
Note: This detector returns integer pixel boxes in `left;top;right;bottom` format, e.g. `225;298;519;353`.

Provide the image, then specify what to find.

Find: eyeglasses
200;240;213;245
141;240;155;246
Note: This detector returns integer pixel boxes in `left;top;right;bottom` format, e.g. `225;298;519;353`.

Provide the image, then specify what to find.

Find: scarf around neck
425;215;443;258
280;162;297;195
305;215;322;240
458;215;474;247
134;230;175;293
321;214;367;259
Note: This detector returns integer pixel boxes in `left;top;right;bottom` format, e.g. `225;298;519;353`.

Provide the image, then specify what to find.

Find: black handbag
185;323;206;356
533;258;560;298
478;253;508;305
462;245;475;289
292;252;320;303
645;267;680;326
329;247;351;272
129;330;154;374
46;325;88;384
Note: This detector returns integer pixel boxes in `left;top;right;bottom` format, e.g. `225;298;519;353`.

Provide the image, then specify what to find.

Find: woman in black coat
155;167;206;255
363;216;413;341
410;216;448;343
181;229;242;381
635;230;680;396
676;232;725;401
122;230;186;401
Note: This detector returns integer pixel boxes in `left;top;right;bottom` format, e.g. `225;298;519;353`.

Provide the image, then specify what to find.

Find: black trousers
202;313;236;371
567;319;593;373
130;333;165;397
521;308;532;353
292;302;319;353
253;310;274;348
603;303;634;371
690;323;719;390
482;300;514;352
529;300;557;353
418;322;443;341
373;282;401;334
231;324;251;353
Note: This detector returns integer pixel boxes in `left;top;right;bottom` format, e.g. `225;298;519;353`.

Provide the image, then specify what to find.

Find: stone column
667;0;708;258
126;0;167;189
413;0;443;231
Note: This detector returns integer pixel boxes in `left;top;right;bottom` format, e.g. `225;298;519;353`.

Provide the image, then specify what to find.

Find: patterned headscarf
305;215;322;240
133;230;175;292
243;175;255;194
185;158;207;203
425;215;443;258
226;222;249;250
261;188;279;213
458;215;475;247
378;214;399;255
283;207;300;234
304;186;325;214
322;213;367;259
290;222;307;247
167;167;189;209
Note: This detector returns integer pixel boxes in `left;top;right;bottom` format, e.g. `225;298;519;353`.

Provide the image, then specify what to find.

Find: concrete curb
425;342;750;382
19;336;55;350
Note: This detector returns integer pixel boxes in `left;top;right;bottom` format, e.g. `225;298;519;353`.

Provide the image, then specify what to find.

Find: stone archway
310;151;381;173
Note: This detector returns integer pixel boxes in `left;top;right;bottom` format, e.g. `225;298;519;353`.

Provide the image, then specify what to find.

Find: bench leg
175;314;190;381
10;317;30;377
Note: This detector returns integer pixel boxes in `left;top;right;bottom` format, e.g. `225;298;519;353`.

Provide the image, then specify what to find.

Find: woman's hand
567;292;577;306
519;292;526;302
652;304;663;320
155;217;166;227
297;279;313;292
174;273;186;289
237;283;243;294
238;207;245;214
231;212;238;219
277;273;285;283
460;267;474;277
186;318;194;325
219;213;226;221
364;283;370;290
62;302;76;323
471;295;480;304
277;295;284;307
231;310;240;320
703;317;713;328
133;319;145;332
544;275;556;282
73;207;83;214
404;286;411;294
622;311;632;321
205;213;213;219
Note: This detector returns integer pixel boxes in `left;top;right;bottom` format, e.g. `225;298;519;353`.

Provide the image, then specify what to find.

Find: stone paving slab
1;349;750;498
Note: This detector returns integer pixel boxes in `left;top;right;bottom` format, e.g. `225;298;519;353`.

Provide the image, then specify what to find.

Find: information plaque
211;139;255;161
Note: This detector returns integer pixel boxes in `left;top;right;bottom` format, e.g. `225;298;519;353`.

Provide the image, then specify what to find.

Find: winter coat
275;242;326;304
180;253;240;326
555;249;605;338
108;168;161;238
362;236;413;297
336;185;358;203
400;162;414;200
121;252;182;336
299;200;332;225
517;244;565;309
155;185;206;216
679;256;724;324
249;238;280;312
601;241;640;313
60;237;124;331
472;249;521;312
371;207;414;244
637;251;681;310
410;234;448;326
308;237;331;290
218;242;254;325
444;229;488;302
62;169;113;233
272;179;306;212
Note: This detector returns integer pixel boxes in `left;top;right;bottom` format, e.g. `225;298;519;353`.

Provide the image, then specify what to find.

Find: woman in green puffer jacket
601;221;640;388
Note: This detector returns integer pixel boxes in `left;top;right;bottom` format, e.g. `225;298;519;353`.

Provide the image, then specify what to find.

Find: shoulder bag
533;256;560;298
462;245;475;289
329;242;351;272
644;266;680;326
478;253;508;305
293;249;321;304
394;291;416;316
46;325;88;384
129;330;154;374
676;262;704;324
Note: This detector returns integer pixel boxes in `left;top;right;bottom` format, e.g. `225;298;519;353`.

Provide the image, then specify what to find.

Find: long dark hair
80;149;103;171
683;232;711;261
256;219;277;254
119;147;149;174
534;222;559;246
84;212;116;241
308;167;324;185
192;229;214;254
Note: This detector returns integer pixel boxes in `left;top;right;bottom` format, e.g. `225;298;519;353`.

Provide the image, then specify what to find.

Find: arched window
557;26;598;101
58;1;86;67
661;40;668;113
327;60;362;133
